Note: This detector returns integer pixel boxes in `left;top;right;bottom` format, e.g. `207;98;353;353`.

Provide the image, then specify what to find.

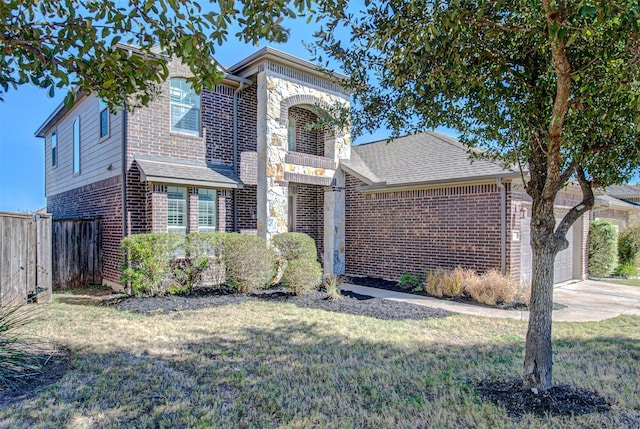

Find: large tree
1;0;317;107
316;0;640;391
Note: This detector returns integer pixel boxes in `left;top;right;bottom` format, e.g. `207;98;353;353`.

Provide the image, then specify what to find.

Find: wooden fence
0;212;52;306
52;219;103;290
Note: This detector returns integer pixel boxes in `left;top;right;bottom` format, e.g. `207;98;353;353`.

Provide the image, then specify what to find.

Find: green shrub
323;274;343;299
172;232;228;292
272;232;318;262
398;271;422;290
120;233;184;296
588;220;618;277
282;259;323;295
618;225;640;267
0;305;44;389
224;234;276;293
614;261;638;277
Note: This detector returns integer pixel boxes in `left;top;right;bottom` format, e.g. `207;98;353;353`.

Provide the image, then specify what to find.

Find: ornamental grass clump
323;274;343;299
464;270;517;306
0;305;44;390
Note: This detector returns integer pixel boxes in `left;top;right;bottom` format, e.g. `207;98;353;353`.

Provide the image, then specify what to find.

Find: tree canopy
315;0;640;391
1;0;320;108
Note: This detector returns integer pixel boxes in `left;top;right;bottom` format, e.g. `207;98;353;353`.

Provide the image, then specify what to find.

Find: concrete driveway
341;280;640;322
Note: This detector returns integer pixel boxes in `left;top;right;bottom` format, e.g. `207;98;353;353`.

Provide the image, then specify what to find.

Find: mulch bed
346;276;567;311
109;286;453;321
475;379;613;419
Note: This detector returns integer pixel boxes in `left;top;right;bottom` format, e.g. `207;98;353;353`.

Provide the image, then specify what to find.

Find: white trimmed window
73;118;80;174
198;189;217;232
99;99;109;138
288;116;296;151
170;78;200;135
167;186;187;234
51;129;57;167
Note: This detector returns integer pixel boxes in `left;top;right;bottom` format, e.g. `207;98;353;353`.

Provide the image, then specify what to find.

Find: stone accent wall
344;175;505;281
47;176;122;286
256;71;350;274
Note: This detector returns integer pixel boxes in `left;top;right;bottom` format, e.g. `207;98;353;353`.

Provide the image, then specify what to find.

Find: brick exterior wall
47;176;122;285
344;175;506;281
292;184;325;262
289;106;323;156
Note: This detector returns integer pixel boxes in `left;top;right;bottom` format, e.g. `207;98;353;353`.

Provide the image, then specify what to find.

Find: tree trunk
523;200;561;391
523;244;555;390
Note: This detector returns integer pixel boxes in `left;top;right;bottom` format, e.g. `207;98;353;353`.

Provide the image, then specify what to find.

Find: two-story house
36;47;592;290
36;47;351;289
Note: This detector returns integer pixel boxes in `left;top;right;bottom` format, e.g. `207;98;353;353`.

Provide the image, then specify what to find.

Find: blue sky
0;18;401;213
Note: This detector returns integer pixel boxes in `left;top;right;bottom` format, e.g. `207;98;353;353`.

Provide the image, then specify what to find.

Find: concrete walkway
340;279;640;322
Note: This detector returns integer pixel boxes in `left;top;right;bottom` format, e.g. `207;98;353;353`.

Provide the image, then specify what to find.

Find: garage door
520;214;574;284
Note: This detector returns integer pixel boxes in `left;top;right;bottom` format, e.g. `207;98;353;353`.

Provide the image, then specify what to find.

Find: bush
398;271;422;290
120;233;184;296
618;225;640;267
0;305;44;389
272;232;318;262
464;270;517;306
224;234;276;293
614;261;638;277
172;232;228;292
323;275;343;299
588;220;618;277
282;259;323;295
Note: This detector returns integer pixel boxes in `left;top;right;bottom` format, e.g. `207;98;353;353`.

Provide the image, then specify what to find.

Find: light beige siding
44;94;123;197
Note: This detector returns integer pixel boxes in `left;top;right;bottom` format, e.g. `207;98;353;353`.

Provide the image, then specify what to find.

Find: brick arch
279;95;332;125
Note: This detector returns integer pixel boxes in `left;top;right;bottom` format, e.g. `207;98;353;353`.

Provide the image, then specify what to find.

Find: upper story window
167;186;187;234
73;118;80;174
288;117;296;151
198;189;217;232
99;99;109;139
170;78;200;136
51;129;57;167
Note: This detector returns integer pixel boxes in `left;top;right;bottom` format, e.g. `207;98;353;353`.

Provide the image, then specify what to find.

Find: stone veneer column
256;71;351;277
324;169;346;275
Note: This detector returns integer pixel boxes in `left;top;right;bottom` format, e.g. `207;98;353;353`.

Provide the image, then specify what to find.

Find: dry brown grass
465;269;518;306
0;293;638;428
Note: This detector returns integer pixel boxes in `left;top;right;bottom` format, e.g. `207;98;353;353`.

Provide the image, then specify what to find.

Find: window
288;116;296;151
51;129;57;167
170;78;200;135
198;189;217;232
99;99;109;138
167;186;187;233
73;118;80;174
288;189;297;232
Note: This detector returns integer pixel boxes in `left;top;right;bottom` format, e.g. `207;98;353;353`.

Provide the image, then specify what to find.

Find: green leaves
1;0;321;108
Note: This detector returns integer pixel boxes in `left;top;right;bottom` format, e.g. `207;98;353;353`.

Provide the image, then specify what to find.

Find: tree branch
555;167;594;239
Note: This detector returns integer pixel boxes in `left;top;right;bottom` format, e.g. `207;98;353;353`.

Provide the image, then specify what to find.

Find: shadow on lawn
2;319;640;428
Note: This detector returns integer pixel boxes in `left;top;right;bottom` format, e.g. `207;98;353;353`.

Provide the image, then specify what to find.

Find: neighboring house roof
350;132;520;191
134;155;243;189
603;184;640;200
594;195;640;211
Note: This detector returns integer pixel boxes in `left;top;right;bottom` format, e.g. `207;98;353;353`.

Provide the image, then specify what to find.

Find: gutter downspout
121;108;128;238
496;178;507;275
232;82;248;232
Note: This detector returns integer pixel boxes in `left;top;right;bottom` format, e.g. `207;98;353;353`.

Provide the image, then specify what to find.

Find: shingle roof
134;155;242;189
351;132;519;189
594;195;640;211
603;184;640;199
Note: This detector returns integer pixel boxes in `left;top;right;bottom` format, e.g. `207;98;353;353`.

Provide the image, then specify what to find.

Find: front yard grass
1;294;639;428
